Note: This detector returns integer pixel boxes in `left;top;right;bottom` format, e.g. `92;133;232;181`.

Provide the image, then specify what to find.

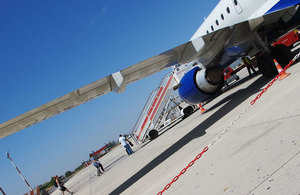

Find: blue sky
0;1;218;194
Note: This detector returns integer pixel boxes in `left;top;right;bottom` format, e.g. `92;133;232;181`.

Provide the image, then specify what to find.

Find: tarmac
52;44;300;195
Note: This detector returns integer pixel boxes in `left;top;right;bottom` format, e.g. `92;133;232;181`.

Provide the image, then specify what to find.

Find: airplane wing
0;36;200;138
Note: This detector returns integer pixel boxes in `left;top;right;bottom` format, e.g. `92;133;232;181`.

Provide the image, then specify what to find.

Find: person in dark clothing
89;154;105;175
241;56;257;76
54;175;73;195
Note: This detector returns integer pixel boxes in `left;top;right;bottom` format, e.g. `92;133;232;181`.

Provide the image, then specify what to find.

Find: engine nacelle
178;67;224;104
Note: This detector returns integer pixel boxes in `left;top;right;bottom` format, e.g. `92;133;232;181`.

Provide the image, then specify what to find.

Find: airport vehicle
223;67;239;87
1;0;300;138
272;28;299;47
90;144;109;159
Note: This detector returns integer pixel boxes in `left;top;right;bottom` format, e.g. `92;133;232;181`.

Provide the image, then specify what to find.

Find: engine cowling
178;67;224;104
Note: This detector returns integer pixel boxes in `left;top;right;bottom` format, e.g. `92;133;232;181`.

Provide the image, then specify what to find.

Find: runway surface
52;45;300;195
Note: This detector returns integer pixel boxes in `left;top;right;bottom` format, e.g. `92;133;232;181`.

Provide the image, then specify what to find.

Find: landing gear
257;44;293;78
182;106;194;119
257;53;277;77
270;44;293;68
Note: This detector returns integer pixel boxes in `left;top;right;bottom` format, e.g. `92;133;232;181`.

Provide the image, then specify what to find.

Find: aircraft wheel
182;106;194;119
257;53;277;78
148;129;158;140
271;44;293;68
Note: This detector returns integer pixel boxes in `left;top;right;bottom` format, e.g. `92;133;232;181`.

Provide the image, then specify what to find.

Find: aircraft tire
257;53;278;78
271;44;293;68
148;129;158;140
182;106;194;119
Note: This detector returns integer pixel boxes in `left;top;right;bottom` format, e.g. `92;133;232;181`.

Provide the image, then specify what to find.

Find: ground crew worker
241;56;257;76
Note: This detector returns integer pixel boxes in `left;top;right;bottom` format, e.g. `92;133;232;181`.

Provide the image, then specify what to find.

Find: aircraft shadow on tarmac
110;47;300;194
109;72;278;194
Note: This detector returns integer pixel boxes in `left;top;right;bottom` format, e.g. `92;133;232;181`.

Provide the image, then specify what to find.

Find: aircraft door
232;0;243;14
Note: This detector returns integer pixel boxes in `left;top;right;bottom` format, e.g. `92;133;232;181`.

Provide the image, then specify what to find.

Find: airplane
1;0;300;139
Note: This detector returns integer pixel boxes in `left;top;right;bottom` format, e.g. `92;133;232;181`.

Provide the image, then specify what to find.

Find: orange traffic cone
198;104;206;114
273;59;290;80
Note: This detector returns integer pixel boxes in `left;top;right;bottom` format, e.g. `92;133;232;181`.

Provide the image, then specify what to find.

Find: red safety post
6;152;33;191
0;187;6;195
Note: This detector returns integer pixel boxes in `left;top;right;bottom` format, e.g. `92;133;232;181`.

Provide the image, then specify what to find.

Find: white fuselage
191;0;280;39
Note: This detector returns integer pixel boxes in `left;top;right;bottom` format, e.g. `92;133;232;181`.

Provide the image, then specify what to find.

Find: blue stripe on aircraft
266;0;300;14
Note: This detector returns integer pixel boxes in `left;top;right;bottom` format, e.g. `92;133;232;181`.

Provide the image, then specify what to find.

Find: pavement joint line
240;113;300;128
227;113;300;131
247;149;300;195
207;105;250;148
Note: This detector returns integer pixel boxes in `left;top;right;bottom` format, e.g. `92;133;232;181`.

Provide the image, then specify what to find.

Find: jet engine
178;67;224;105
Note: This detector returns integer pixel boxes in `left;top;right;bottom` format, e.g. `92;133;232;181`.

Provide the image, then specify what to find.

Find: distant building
89;144;109;159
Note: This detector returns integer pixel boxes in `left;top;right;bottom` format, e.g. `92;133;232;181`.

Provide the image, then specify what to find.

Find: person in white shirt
119;134;134;155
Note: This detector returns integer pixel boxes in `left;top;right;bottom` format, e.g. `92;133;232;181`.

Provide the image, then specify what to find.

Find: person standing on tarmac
119;134;134;155
241;56;257;76
89;153;105;176
54;175;73;195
